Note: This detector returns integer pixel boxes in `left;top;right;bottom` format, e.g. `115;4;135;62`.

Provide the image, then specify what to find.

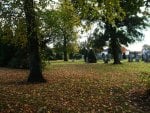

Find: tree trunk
63;36;68;61
23;0;46;83
111;37;121;64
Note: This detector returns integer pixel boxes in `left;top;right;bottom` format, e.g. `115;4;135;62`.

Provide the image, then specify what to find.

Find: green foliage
41;46;55;60
1;24;14;44
1;0;24;27
0;18;28;69
89;0;149;45
8;48;29;69
115;0;148;45
88;28;106;51
0;0;148;67
14;18;27;48
0;43;15;66
71;0;125;25
88;0;149;64
0;0;28;68
0;42;28;69
55;53;64;60
41;0;81;61
73;53;82;60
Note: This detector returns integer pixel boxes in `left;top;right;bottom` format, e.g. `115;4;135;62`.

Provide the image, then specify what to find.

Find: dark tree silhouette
88;49;97;63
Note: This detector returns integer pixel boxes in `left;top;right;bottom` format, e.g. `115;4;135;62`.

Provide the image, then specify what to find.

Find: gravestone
87;49;97;63
119;53;122;60
145;51;150;62
135;55;140;62
142;50;150;62
128;54;133;62
103;54;110;63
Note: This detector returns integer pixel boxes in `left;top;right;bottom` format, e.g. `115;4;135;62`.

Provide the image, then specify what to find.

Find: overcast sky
128;28;150;51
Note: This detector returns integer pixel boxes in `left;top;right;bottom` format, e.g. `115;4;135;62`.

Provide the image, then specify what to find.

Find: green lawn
0;60;150;113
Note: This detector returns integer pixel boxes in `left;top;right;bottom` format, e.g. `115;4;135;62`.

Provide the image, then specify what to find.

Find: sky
127;28;150;51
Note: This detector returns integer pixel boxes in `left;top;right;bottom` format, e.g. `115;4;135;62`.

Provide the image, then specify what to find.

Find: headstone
82;55;84;60
135;55;140;62
87;49;97;63
144;50;150;62
147;52;150;62
103;54;109;63
119;53;122;60
128;54;133;62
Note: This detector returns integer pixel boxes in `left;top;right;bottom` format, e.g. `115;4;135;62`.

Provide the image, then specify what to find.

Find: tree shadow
2;79;47;86
129;89;150;113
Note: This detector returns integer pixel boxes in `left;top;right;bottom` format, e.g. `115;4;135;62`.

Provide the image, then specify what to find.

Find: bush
8;48;29;69
0;44;15;66
43;47;56;60
87;49;97;63
74;53;82;60
55;53;63;60
0;42;29;69
8;57;29;69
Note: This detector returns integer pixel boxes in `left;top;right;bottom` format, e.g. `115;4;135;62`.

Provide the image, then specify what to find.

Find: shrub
74;53;82;60
0;44;15;66
8;48;29;69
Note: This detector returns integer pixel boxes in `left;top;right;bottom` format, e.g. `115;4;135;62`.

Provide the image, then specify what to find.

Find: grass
0;60;150;113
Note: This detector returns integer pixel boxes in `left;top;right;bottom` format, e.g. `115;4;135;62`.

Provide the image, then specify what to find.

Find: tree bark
23;0;46;83
63;36;68;61
111;37;121;64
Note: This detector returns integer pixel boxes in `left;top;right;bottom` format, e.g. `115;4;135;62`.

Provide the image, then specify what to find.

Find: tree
70;0;126;64
23;0;46;83
104;24;122;64
0;0;24;28
71;0;125;25
87;28;106;52
57;0;80;61
0;22;28;68
89;0;149;64
110;0;148;64
14;18;27;48
9;18;28;68
0;0;29;68
42;0;80;61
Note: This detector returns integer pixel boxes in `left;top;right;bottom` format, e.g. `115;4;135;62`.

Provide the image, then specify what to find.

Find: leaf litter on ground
0;62;150;113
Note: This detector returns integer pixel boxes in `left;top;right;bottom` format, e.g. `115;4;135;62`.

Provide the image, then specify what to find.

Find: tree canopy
88;0;149;64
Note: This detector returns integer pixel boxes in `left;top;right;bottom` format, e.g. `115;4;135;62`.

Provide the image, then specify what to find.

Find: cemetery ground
0;61;150;113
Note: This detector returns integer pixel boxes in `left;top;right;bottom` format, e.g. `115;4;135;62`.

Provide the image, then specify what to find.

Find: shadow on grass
2;79;47;86
129;89;150;113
